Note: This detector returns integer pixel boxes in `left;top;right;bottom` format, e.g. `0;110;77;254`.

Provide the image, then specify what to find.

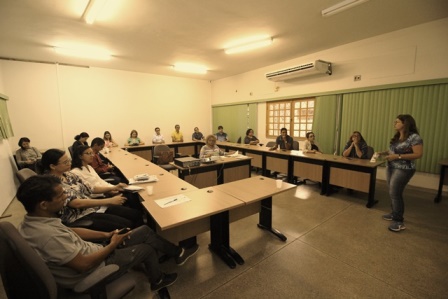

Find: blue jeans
386;167;416;222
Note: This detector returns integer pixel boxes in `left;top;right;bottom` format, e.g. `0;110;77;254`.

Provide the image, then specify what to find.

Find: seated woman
72;132;89;155
199;135;225;158
42;149;142;231
16;137;42;171
103;131;118;147
244;129;259;145
71;145;126;194
127;129;145;146
303;132;322;153
342;131;368;159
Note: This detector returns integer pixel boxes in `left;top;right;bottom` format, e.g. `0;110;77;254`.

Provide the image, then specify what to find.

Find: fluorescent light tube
321;0;369;17
83;0;109;24
173;63;207;74
225;37;273;55
54;46;111;60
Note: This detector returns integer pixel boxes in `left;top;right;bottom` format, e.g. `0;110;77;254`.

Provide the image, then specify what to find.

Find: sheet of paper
124;185;144;191
155;194;191;208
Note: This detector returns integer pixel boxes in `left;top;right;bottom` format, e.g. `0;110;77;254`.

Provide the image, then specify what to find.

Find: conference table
105;147;295;268
173;155;252;188
216;142;385;208
123;141;201;162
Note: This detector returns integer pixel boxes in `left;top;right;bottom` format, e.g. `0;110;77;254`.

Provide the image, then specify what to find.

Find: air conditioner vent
266;60;332;82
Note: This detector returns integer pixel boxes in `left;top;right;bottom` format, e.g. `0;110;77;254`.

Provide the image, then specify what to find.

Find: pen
164;198;178;205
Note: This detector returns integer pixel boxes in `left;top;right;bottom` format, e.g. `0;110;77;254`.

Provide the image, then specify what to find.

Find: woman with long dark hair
41;148;142;231
379;114;423;232
342;131;368;159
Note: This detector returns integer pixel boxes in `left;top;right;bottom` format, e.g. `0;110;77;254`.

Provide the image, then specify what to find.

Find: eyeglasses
309;135;315;138
83;152;94;156
59;158;72;165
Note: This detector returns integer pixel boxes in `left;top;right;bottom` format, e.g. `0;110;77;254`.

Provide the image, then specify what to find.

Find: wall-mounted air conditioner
266;60;332;82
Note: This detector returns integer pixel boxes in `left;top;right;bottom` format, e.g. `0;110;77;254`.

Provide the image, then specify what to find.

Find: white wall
211;18;448;107
1;62;212;150
0;65;20;215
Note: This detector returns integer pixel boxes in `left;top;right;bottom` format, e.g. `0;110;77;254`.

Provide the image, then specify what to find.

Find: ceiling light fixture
173;63;207;74
83;0;109;24
225;37;273;55
321;0;370;17
54;46;111;60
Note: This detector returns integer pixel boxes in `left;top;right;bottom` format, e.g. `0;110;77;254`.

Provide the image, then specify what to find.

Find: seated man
215;125;229;142
270;127;293;150
90;137;121;184
171;124;184;142
16;175;199;292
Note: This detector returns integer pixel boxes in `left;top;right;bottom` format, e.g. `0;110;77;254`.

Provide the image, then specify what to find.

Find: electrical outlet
354;75;361;81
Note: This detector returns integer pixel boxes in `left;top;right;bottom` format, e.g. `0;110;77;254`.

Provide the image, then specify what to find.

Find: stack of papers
155;194;191;208
128;175;158;184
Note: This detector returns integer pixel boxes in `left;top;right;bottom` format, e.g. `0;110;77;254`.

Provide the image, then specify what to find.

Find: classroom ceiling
0;0;447;81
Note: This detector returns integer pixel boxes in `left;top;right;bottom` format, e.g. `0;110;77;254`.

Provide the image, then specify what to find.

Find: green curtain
340;83;448;173
212;103;258;142
0;95;14;140
313;95;338;154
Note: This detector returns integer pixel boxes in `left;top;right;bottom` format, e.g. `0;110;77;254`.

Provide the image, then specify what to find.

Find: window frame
266;97;315;139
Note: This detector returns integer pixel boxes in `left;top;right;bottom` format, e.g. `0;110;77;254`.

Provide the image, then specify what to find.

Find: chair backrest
236;137;242;144
366;146;375;159
292;140;299;150
68;146;74;159
0;222;58;299
154;145;174;164
16;168;37;184
265;141;276;148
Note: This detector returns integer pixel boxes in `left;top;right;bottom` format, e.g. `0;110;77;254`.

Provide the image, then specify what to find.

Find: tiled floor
1;179;448;299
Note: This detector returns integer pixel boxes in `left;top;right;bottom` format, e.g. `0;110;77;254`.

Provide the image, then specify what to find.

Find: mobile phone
117;228;130;235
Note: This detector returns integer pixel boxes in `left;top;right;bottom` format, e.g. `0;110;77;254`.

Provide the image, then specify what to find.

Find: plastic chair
153;145;177;172
0;221;135;299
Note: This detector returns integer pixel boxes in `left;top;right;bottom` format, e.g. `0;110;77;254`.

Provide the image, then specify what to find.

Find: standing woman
380;114;423;232
103;131;118;147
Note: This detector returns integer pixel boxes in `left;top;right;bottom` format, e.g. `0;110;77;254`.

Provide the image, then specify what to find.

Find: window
266;98;314;139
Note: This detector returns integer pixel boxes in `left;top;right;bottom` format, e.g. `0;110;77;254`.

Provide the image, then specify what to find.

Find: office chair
153;145;177;172
68;146;74;159
0;221;135;299
16;168;37;184
236;137;242;144
366;146;375;159
292;141;299;150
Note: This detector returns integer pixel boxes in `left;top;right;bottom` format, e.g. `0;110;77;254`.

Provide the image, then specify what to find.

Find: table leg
434;165;446;203
258;197;287;242
209;211;244;269
366;168;379;208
